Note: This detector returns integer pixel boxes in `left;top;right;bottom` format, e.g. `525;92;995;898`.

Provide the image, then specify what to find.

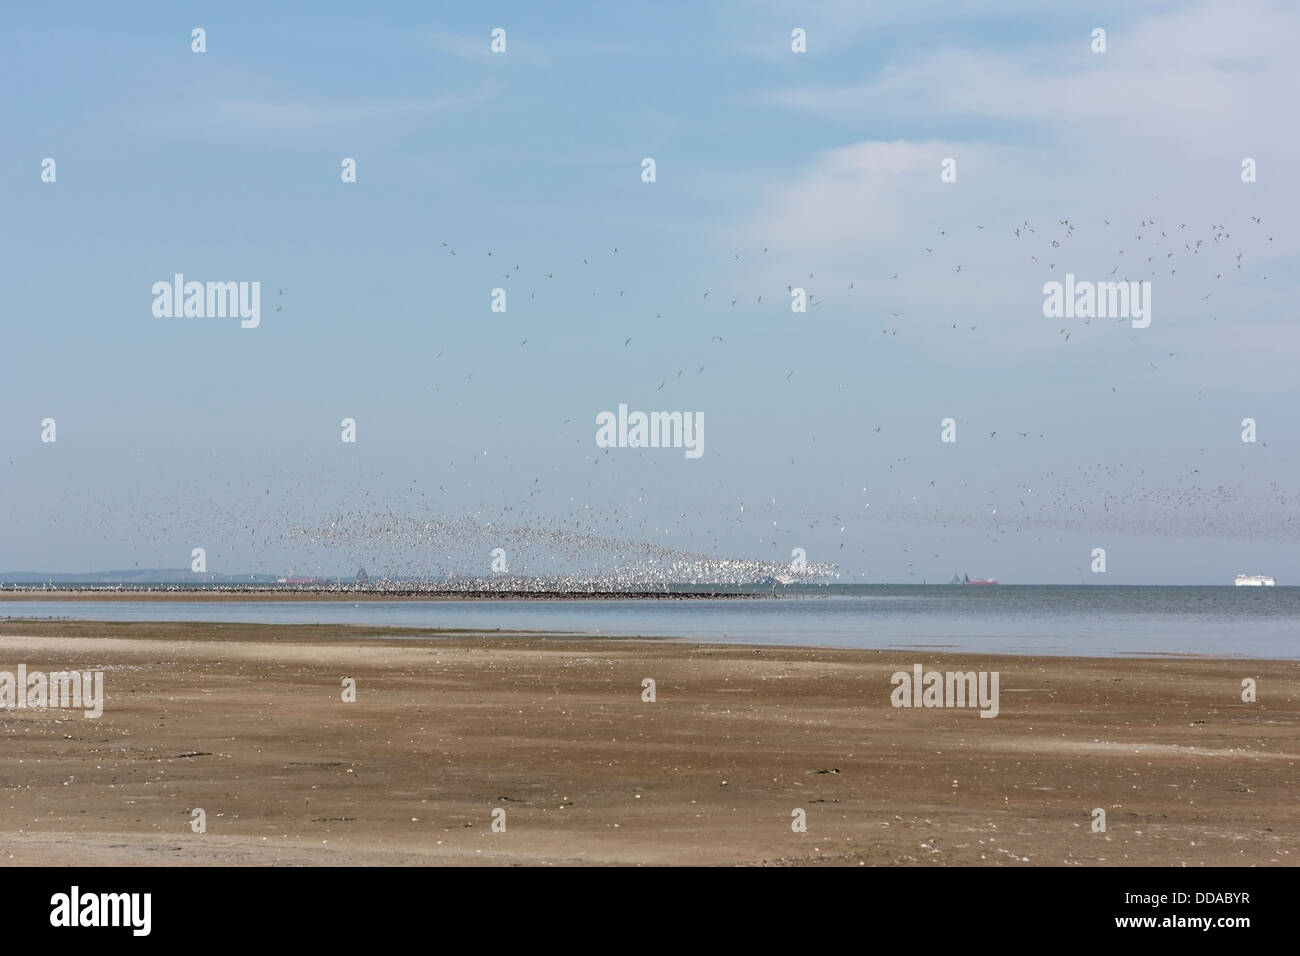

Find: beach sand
0;619;1295;866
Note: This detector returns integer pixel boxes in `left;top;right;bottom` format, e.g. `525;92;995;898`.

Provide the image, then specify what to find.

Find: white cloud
723;0;1297;377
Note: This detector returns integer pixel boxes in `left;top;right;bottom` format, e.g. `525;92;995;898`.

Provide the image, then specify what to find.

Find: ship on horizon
952;573;997;587
1234;574;1276;586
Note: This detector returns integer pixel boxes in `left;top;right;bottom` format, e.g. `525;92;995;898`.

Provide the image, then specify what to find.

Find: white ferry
1234;574;1276;586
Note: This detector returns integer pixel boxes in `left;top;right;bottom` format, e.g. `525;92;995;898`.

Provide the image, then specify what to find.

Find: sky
1;0;1297;584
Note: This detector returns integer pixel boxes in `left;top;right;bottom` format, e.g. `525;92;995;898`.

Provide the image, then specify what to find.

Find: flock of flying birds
19;212;1289;587
443;212;1272;325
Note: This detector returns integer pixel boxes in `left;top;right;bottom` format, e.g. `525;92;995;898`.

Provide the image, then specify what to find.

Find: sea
3;585;1298;659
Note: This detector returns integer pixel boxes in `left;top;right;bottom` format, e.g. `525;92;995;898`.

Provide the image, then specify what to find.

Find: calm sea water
4;585;1299;658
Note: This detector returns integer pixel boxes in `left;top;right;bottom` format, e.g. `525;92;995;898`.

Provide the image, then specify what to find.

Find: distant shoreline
0;588;766;602
0;584;1291;600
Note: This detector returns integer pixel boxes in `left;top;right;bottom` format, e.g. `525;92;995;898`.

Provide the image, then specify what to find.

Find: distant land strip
0;586;766;602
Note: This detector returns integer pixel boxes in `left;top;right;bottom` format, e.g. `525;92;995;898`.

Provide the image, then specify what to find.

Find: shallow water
4;585;1299;659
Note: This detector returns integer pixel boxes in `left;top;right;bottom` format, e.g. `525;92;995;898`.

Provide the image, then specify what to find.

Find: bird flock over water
19;208;1288;588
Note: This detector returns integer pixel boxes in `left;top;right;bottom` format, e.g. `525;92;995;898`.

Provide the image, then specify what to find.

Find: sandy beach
0;619;1296;866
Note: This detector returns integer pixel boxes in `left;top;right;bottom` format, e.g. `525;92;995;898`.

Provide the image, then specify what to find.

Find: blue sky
2;1;1297;583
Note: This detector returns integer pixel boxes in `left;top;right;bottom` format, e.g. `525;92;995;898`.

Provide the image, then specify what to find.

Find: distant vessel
1235;574;1275;586
963;574;997;587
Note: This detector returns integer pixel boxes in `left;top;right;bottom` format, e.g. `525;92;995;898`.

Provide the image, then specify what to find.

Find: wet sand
0;619;1296;866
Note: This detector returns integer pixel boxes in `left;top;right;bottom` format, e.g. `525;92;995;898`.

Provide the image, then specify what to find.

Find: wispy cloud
761;0;1297;137
209;89;496;132
413;30;552;67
